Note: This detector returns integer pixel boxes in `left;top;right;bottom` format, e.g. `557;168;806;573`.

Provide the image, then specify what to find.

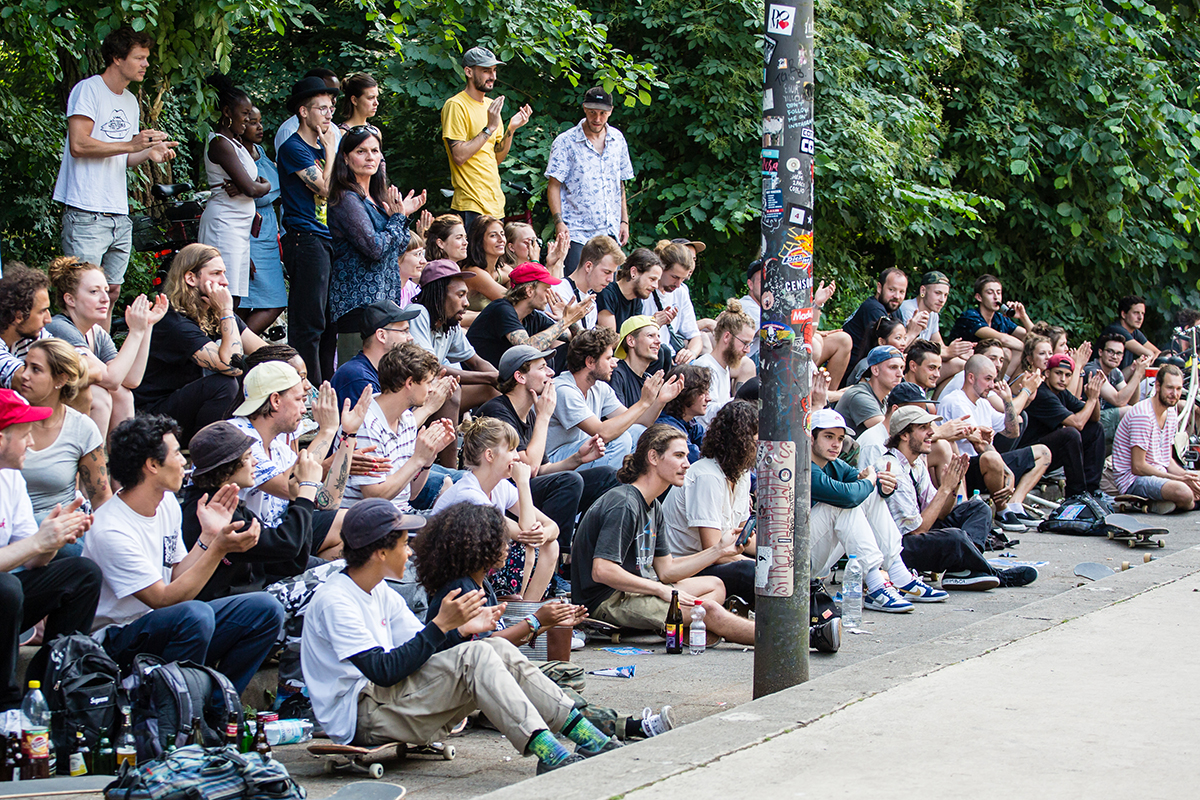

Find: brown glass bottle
185;716;202;747
665;590;684;654
253;713;272;761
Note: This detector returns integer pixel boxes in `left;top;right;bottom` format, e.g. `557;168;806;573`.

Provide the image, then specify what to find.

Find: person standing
198;75;270;301
279;76;341;384
441;47;532;236
546;87;633;276
53;25;178;330
274;69;341;155
337;73;382;136
239;105;287;334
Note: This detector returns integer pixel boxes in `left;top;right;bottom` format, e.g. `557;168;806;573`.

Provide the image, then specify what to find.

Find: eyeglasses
732;333;755;350
381;326;409;334
1102;348;1123;356
311;105;335;116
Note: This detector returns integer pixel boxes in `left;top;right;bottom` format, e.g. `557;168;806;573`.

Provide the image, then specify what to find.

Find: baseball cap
498;345;556;383
920;271;950;286
886;382;929;408
0;389;51;431
233;361;303;417
189;421;255;477
463;47;504;68
809;408;848;433
360;299;420;338
1047;354;1075;372
746;259;764;280
671;237;707;255
419;259;474;287
614;315;659;360
888;405;941;437
866;345;904;371
508;262;562;286
342;498;427;549
582;86;614;110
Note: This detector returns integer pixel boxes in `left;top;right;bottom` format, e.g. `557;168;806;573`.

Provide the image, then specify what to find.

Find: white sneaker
571;631;585;650
640;705;674;737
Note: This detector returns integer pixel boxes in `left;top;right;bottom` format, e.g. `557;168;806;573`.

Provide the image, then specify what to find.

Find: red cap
1046;354;1075;372
0;389;51;430
508;262;562;286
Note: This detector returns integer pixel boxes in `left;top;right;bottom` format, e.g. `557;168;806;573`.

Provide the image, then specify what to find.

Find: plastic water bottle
19;682;50;780
843;555;863;630
970;489;981;504
264;719;313;746
688;601;707;655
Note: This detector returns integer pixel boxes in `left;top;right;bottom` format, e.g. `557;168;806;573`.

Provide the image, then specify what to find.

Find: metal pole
753;0;815;698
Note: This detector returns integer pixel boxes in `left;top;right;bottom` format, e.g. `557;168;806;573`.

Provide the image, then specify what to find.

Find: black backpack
127;655;244;762
26;634;123;753
1038;493;1116;536
810;579;841;626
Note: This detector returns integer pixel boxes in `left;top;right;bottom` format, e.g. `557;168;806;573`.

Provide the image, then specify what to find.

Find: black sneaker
576;736;624;757
277;690;324;737
537;752;588;774
996;512;1027;533
998;565;1038;587
1013;509;1042;524
810;617;841;653
941;571;1001;591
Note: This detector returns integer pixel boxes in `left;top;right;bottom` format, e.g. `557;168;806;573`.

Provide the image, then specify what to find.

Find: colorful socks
560;708;611;751
526;729;572;766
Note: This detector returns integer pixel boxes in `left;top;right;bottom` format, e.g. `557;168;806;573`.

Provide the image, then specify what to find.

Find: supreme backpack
26;633;123;753
1037;492;1116;536
127;655;244;762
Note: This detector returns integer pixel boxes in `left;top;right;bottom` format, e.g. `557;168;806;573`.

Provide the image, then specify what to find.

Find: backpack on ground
26;633;123;753
810;579;841;626
1037;493;1116;536
103;744;305;800
126;655;244;762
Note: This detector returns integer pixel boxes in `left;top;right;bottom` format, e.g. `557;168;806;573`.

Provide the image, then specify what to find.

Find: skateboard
309;741;455;779
1073;562;1114;581
1104;513;1168;548
325;782;407;800
578;618;622;643
1120;554;1159;571
1112;494;1151;513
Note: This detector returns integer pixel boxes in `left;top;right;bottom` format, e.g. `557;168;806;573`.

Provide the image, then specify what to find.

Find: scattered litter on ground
589;665;635;678
602;646;652;655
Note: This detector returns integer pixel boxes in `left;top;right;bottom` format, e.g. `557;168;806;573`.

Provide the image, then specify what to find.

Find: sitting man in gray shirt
835;345;904;437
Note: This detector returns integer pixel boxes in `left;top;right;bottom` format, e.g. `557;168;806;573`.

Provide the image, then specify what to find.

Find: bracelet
299;481;323;490
339;431;358;444
523;613;542;635
220;315;235;322
1020;387;1031;396
196;540;209;551
620;219;629;225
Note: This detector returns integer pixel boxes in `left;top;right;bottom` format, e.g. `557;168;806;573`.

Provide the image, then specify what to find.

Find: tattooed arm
77;445;113;510
312;385;372;510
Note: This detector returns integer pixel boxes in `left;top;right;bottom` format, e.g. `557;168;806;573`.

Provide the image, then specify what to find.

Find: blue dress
243;145;287;309
327;192;411;324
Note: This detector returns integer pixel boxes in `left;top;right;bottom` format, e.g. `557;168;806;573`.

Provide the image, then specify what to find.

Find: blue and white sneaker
863;584;914;613
896;572;949;603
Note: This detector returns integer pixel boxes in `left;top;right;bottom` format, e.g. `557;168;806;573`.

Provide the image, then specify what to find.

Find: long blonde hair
165;244;223;335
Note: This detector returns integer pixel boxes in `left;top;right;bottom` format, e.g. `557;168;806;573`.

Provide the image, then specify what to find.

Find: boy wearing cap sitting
302;498;618;773
1023;353;1107;498
609;315;664;409
897;271;976;387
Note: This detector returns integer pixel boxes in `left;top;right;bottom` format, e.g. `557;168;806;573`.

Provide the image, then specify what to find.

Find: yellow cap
28;680;40;689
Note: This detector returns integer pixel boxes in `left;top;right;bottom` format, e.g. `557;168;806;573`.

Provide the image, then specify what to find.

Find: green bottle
95;736;115;775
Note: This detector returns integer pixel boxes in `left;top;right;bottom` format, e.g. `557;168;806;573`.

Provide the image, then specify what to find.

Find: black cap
746;259;764;280
342;499;426;549
189;421;255;476
582;86;614;110
287;76;339;114
886;382;929;408
361;300;420;338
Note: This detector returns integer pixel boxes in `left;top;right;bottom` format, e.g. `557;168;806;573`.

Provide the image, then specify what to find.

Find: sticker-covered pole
753;0;814;697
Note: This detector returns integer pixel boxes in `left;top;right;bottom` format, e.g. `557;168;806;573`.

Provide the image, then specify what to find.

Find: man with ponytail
693;299;756;426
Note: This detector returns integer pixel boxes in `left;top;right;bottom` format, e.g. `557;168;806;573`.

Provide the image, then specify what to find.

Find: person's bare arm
1061;372;1104;430
209;135;269;198
974;325;1023;351
360;421;456;501
1;501;91;571
592;557;672;600
441;355;498;387
654;533;743;584
76;446;112;510
464;267;508;303
509;298;593;351
1115;355;1150;406
67;116;177;162
1131;446;1174;479
548;177;568;238
597;309;616;330
494;104;532;163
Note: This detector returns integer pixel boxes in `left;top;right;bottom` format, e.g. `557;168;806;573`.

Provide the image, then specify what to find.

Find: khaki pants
594;591;670;633
354;637;574;752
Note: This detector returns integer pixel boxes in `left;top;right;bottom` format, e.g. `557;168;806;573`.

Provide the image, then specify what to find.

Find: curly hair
618;423;686;483
243;343;301;372
424;214;464;263
47;256;104;309
108;414;181;489
662;363;712;419
459;416;518;468
27;339;89;404
0;264;50;333
412;503;508;594
700;400;757;482
566;327;618;373
191;450;250;492
378;342;439;393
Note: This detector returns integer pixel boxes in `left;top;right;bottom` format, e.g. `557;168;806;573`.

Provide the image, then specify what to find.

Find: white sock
887;561;915;588
1006;502;1024;515
865;568;888;593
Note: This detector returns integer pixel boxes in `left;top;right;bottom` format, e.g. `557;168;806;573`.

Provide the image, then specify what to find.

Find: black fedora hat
287;76;339;114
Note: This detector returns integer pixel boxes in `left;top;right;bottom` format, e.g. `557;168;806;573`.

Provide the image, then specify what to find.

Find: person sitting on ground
330;299;420;409
938;339;1008;403
693;299;756;427
655;363;711;463
1022;353;1107;499
424;213;469;266
549;235;622;333
1102;295;1161;378
937;354;1050;531
432;417;560;601
596;248;664;334
644;241;703;369
946;274;1032;377
807;408;942;610
897;270;974;387
873;408;1038;589
417;502;675;740
46;256;168;435
847;317;908;385
662;401;758;606
570;424;756;644
301;498;618;773
467;262;592;369
902;339;941;398
608;315;665;409
82;414;285;693
132;243;265;445
0;264;53;390
1084;331;1151;447
342;343;458;512
1112;364;1200;512
545;328;682;471
853;382;969;482
18;339;111;523
835;345;905;437
1029;322;1089;396
476;345;617;558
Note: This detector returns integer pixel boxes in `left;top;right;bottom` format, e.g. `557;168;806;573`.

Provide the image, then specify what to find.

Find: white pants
810;491;903;576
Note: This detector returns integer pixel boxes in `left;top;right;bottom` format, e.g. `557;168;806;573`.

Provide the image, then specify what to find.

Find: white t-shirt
301;570;426;744
661;458;751;556
938;388;1005;458
897;298;940;342
694;353;731;427
54;75;140;215
22;406;104;521
0;470;38;551
230;417;297;528
644;285;701;351
431;471;518;515
550;279;599;331
546;373;623;455
83;495;185;633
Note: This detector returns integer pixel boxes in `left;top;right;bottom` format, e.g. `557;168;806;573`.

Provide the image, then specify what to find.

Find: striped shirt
0;330;50;388
1112;398;1176;493
342;397;418;511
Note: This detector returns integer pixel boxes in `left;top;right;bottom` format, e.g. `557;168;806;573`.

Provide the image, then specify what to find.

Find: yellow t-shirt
441;91;505;218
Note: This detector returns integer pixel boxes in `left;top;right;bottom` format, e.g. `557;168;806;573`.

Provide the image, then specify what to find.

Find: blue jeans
547;431;632;472
101;593;284;694
411;464;466;510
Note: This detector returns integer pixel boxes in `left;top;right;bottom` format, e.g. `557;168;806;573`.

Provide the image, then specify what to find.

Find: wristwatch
482;126;493;138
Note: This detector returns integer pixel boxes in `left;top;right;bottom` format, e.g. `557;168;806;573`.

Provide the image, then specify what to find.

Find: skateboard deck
1074;562;1114;581
309;741;455;779
325;782;407;800
578;618;621;643
0;775;110;798
1104;513;1168;548
1112;494;1151;513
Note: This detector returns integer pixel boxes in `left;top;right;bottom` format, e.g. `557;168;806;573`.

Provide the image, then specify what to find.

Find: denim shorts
61;207;132;285
1126;474;1170;500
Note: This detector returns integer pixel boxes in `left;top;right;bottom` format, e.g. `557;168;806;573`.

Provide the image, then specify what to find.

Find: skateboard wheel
1158;540;1165;547
443;745;456;760
1121;562;1130;571
1127;539;1136;548
1107;531;1114;539
323;760;336;775
369;762;385;779
1145;554;1154;563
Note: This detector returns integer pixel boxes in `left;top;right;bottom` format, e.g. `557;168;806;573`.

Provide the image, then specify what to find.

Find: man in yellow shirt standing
441;47;533;236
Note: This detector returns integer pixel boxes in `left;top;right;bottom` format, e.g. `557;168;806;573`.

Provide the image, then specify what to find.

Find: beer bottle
225;719;240;749
116;707;136;769
253;713;272;762
665;590;683;654
10;731;26;781
69;729;88;777
1;731;14;781
95;735;115;775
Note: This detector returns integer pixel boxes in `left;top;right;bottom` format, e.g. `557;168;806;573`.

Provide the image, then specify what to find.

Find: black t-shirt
1102;322;1149;371
597;283;643;331
466;299;556;369
571;484;668;614
841;297;891;373
476;394;536;452
607;360;647;408
1025;384;1086;442
133;307;247;408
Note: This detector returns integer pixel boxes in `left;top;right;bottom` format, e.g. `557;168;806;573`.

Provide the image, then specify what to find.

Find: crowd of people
1;23;1197;777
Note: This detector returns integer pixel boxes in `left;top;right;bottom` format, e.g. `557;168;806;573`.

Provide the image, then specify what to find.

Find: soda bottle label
21;729;49;760
69;752;86;777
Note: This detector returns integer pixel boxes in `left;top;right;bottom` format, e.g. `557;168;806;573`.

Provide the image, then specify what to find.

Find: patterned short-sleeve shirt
545;121;634;242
